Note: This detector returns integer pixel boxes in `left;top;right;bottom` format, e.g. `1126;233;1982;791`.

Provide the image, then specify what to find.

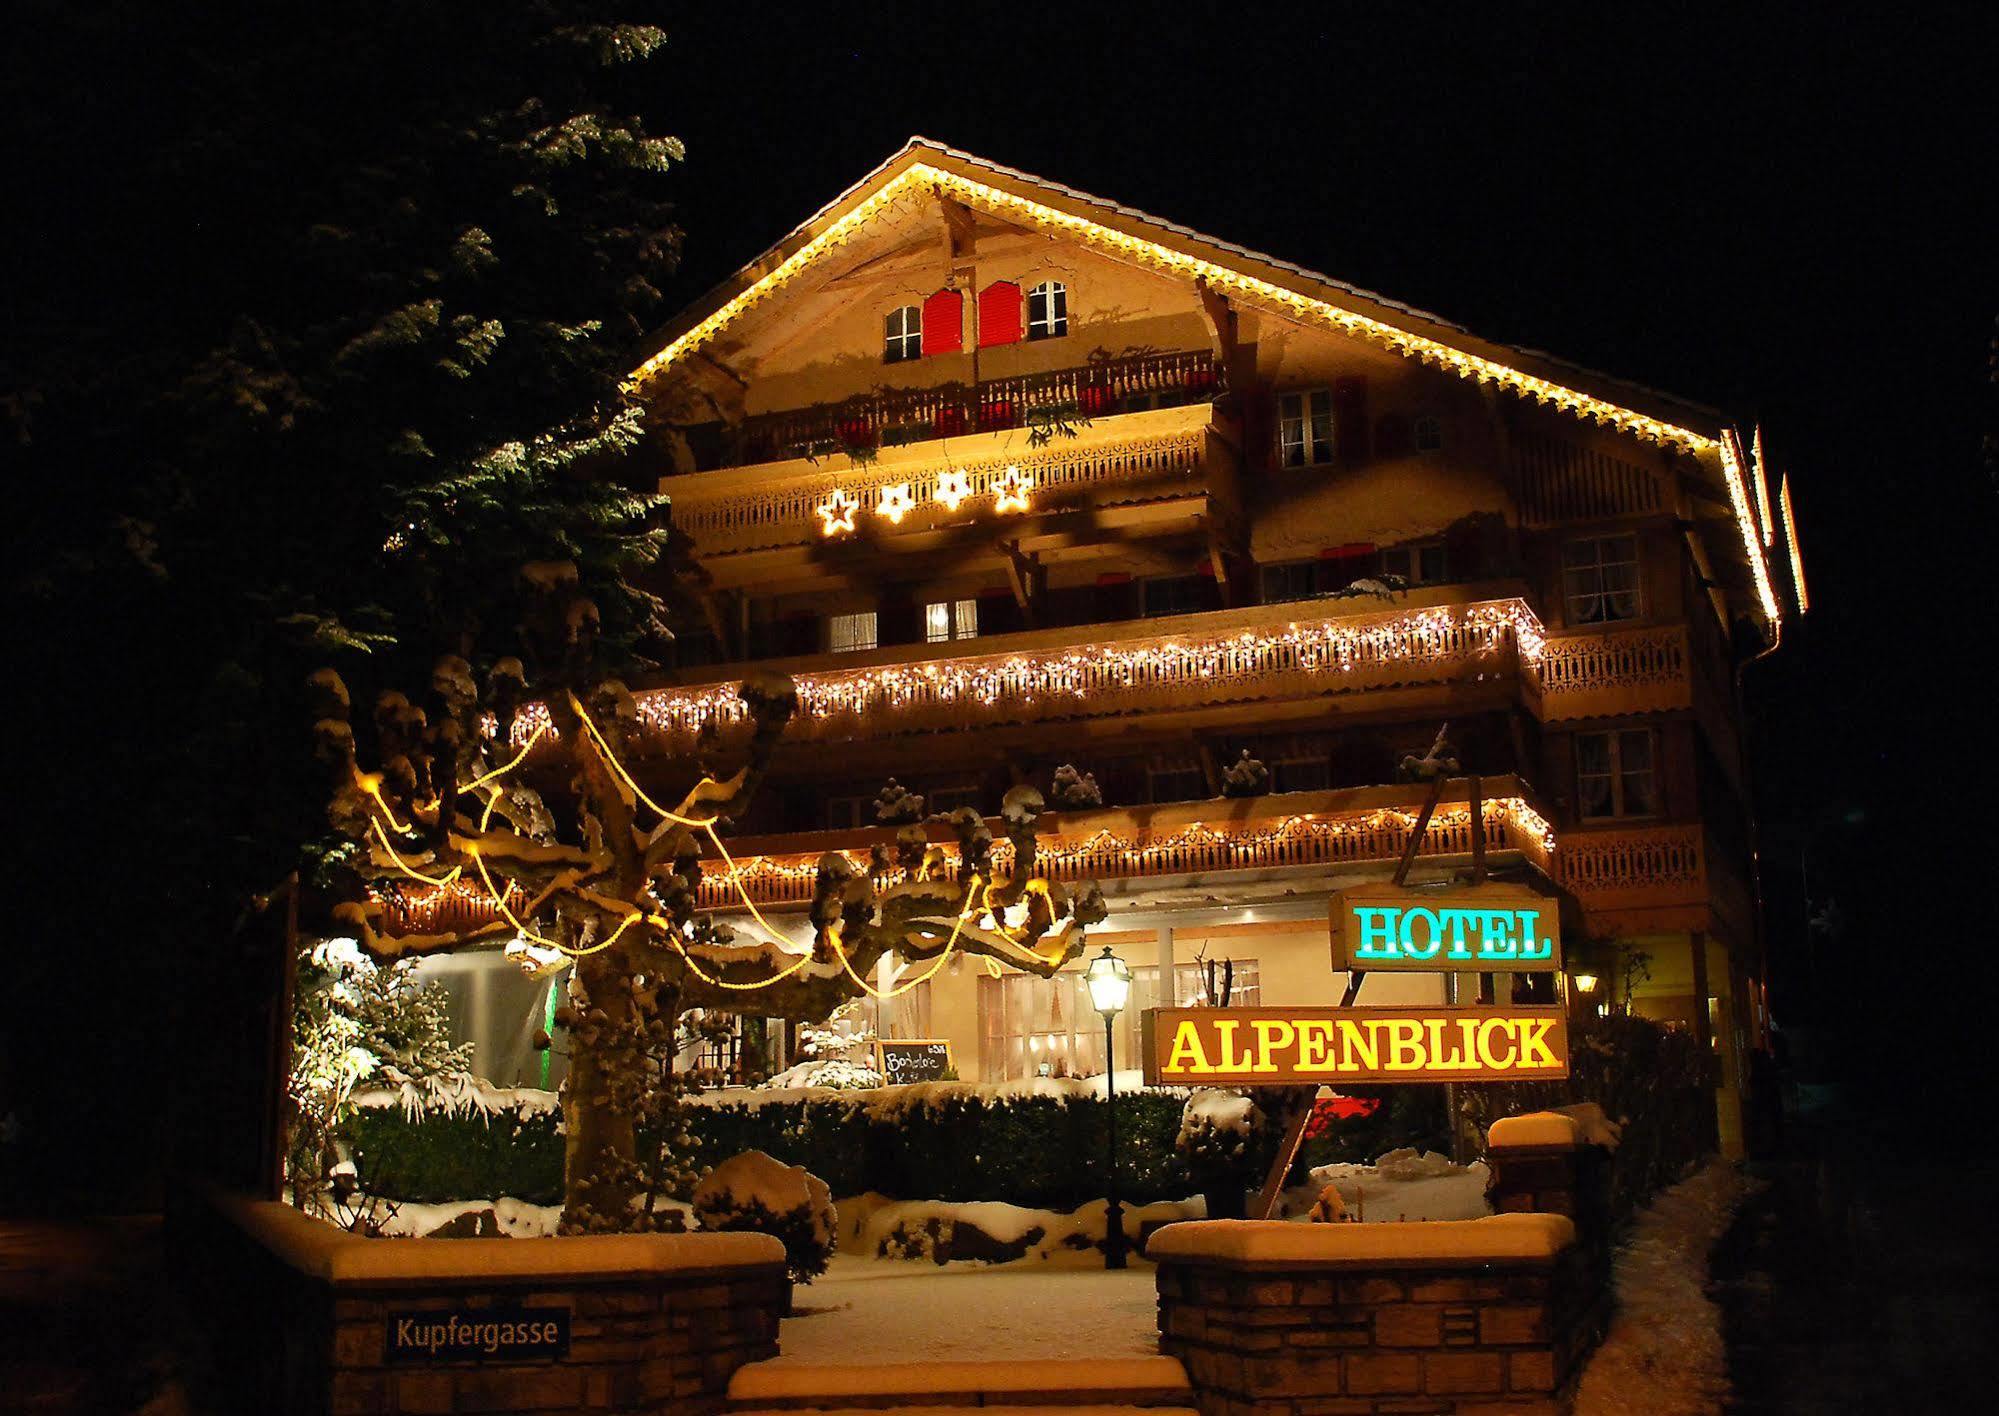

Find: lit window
1414;414;1444;451
978;961;1260;1080
1026;281;1068;340
884;305;922;363
1564;535;1641;624
1278;389;1335;467
1575;729;1657;820
1379;542;1447;586
826;611;878;654
924;599;979;643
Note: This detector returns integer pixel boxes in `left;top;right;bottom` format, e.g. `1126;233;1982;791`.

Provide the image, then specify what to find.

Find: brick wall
1156;1248;1601;1416
176;1189;790;1416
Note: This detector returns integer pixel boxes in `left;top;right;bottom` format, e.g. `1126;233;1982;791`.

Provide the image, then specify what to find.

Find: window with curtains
884;305;922;363
924;598;979;643
1278;388;1336;467
978;960;1261;1080
1575;728;1658;820
1563;535;1641;624
826;610;878;654
1026;280;1068;339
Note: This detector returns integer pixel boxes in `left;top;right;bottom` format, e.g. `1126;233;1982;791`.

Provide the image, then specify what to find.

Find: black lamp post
1085;944;1133;1270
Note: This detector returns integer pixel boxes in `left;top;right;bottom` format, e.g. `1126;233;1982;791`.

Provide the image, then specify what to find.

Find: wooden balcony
667;401;1223;560
696;778;1553;912
605;588;1543;753
726;348;1222;466
376;779;1553;937
1531;623;1693;722
1554;823;1710;932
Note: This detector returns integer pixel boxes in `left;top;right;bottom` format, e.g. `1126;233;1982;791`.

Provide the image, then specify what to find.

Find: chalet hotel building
400;142;1807;1157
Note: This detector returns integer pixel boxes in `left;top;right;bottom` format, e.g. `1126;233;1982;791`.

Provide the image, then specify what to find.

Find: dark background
4;1;1994;1201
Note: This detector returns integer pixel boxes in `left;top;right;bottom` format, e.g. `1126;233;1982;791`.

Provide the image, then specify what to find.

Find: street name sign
1330;882;1561;973
1141;1005;1569;1087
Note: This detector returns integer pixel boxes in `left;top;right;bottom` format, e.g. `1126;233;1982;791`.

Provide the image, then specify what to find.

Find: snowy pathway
774;1256;1163;1365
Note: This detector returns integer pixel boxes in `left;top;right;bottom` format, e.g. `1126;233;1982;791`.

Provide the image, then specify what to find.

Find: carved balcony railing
727;348;1222;465
670;403;1217;557
694;785;1553;912
373;781;1553;935
1555;823;1709;927
1532;623;1692;721
555;593;1542;752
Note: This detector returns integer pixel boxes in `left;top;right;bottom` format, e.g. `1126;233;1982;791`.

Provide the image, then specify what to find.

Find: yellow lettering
1338;1019;1380;1072
1250;1019;1296;1072
1216;1019;1254;1072
1476;1017;1516;1069
1165;1021;1213;1075
1297;1020;1338;1071
1386;1019;1426;1070
1518;1018;1559;1068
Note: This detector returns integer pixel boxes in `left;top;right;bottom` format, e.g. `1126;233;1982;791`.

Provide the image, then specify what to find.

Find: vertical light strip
1717;430;1783;623
1779;474;1809;614
1751;427;1775;547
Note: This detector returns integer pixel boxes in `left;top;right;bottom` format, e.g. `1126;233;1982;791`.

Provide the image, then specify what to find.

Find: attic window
1027;281;1068;340
884;306;922;363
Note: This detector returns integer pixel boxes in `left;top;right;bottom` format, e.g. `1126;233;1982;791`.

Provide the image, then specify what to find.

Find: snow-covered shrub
289;938;472;1208
1048;764;1103;809
1176;1091;1263;1218
1220;750;1270;797
693;1151;836;1282
764;1058;884;1091
873;778;925;825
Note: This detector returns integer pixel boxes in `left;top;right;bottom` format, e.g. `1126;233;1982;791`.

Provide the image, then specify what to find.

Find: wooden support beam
1000;539;1042;623
1195;275;1239;365
935;188;978;260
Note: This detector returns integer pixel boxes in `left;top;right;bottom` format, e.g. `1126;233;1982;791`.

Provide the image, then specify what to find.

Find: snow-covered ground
775;1259;1164;1365
1574;1160;1761;1416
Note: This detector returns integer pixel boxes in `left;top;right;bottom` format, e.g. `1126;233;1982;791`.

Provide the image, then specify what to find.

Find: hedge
344;1087;1210;1209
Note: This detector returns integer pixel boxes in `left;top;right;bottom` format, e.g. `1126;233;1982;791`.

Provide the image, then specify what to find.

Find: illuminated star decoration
935;468;973;513
815;488;861;537
877;482;915;525
994;464;1034;515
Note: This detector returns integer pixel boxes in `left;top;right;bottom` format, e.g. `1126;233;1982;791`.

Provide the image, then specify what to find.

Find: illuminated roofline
626;154;1779;626
1780;473;1809;614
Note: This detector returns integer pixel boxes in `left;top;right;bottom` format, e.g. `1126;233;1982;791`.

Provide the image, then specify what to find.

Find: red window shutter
977;281;1023;347
922;289;963;356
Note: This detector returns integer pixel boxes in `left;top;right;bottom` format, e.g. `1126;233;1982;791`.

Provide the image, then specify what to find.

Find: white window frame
1026;281;1068;340
1278;388;1336;467
884;305;922;363
924;598;979;643
1564;535;1642;625
1575;728;1658;821
826;610;878;654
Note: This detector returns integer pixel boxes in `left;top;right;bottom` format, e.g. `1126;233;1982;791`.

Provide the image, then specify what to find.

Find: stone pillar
1484;1112;1613;1297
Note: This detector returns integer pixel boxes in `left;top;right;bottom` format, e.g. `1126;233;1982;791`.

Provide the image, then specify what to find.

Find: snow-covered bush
764;1058;883;1091
1175;1091;1263;1218
693;1150;837;1282
288;938;472;1208
1220;750;1270;797
873;778;925;825
1048;764;1103;809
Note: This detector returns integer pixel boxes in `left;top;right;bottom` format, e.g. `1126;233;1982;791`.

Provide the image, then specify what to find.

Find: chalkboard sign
875;1039;953;1084
387;1308;571;1364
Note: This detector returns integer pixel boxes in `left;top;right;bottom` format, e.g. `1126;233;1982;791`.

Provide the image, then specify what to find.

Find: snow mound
1177;1092;1255;1146
1372;1147;1462;1181
1148;1212;1575;1264
765;1059;884;1091
1488;1104;1622;1152
696;1151;837;1252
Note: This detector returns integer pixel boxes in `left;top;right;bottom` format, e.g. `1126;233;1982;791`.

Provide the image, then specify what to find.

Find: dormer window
1026;281;1068;340
884;306;922;363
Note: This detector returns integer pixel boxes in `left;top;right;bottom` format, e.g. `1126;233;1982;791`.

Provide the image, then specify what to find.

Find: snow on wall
1147;1211;1575;1265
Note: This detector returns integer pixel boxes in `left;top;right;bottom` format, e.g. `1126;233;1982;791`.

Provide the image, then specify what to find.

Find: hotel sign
1141;1006;1569;1087
1330;883;1561;973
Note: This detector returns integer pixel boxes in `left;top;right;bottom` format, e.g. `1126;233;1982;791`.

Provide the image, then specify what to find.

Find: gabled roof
631;139;1784;627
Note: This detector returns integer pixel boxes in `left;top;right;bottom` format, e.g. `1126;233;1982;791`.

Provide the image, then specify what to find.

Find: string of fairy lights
622;159;1786;627
361;694;1053;999
494;599;1546;749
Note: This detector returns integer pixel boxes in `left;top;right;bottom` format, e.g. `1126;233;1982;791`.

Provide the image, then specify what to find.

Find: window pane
828;611;877;653
1576;732;1613;775
953;598;979;639
925;602;951;643
1418;544;1448;583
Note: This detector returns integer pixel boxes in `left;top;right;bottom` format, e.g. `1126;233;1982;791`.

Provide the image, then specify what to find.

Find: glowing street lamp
1085;945;1133;1270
